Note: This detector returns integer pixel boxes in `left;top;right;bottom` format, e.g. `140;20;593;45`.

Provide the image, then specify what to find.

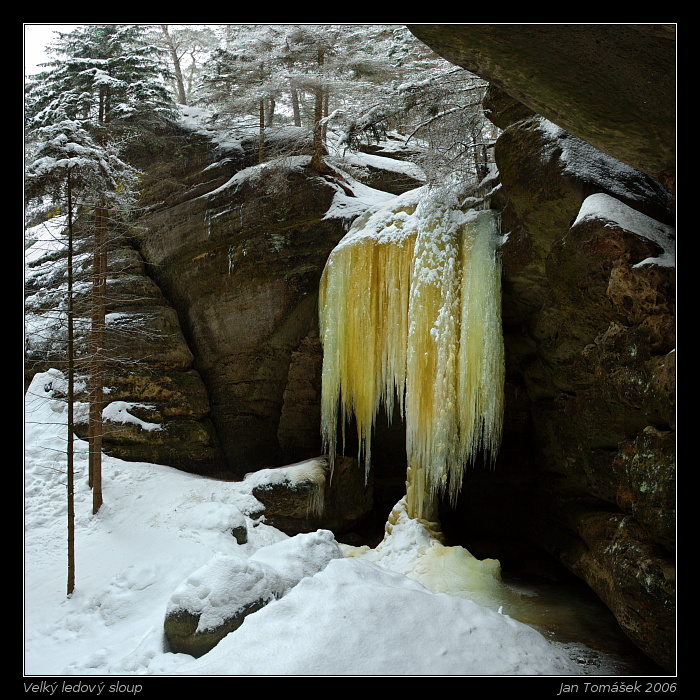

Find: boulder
248;456;373;536
164;554;276;658
164;531;343;657
339;151;426;195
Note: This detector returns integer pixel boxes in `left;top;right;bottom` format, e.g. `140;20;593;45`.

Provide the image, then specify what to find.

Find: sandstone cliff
129;115;402;476
407;24;675;672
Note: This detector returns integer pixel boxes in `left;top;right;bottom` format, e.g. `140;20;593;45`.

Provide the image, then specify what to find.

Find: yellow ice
319;189;504;521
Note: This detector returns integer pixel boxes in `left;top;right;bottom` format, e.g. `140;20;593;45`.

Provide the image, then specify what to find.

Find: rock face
26;117;396;530
407;24;676;192
423;55;674;672
133;137;353;476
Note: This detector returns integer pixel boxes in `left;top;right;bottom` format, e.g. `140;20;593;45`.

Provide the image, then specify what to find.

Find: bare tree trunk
186;50;198;100
290;83;301;127
322;89;329;143
259;98;266;164
66;172;75;596
161;25;187;105
88;203;107;514
266;97;275;127
310;48;329;173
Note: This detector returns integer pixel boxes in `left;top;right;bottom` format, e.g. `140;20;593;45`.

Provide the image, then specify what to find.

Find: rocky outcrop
24;218;221;473
407;24;676;192
133;145;353;476
340;149;426;195
128;114;430;479
482;101;674;671
25;116;393;522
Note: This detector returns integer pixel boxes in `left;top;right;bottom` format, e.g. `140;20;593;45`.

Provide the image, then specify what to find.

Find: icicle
319;188;504;521
319;195;419;482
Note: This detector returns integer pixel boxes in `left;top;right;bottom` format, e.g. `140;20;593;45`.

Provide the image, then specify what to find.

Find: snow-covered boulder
164;530;343;657
247;456;373;535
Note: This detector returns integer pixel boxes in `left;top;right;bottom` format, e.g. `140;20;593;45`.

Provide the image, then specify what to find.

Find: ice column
319;188;504;521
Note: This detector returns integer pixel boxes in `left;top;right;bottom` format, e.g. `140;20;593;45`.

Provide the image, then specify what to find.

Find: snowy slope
24;370;624;677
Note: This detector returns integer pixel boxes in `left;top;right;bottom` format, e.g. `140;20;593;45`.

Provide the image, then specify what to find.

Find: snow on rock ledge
574;192;675;268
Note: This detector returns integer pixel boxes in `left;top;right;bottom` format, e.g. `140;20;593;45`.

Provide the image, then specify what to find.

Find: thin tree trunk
258;60;267;164
311;87;329;172
259;97;266;164
290;83;301;127
161;25;187;105
310;48;329;173
88;203;107;514
322;90;329;142
186;51;198;100
66;172;75;596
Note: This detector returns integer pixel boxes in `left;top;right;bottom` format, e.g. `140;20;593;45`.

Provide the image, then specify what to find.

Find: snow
25;369;624;678
102;402;163;432
178;557;576;677
328;186;425;251
323;171;398;223
177;106;249;154
24;215;70;264
574;192;675;268
340;149;426;181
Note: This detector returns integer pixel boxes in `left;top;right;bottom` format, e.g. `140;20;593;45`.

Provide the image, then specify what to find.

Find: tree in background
155;25;219;106
25;119;138;592
197;24;401;173
191;24;494;184
198;26;285;164
26;24;175;515
331;26;497;187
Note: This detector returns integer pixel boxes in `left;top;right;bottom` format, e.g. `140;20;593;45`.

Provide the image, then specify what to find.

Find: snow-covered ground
25;369;639;678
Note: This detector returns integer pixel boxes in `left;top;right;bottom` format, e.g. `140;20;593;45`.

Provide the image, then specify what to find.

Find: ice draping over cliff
319;187;505;519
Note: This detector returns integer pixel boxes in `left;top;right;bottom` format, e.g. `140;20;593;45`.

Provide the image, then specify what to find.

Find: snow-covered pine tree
25;119;139;591
25;24;177;133
25;24;176;515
